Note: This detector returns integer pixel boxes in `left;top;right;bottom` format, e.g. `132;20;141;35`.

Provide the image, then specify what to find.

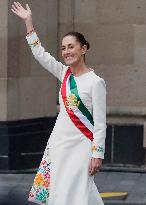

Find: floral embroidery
92;144;104;153
92;144;97;151
29;39;40;48
97;146;104;153
28;145;51;205
36;188;49;202
34;173;43;186
65;93;80;110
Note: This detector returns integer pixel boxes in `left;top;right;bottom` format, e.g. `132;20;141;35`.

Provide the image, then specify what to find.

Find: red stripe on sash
61;68;93;141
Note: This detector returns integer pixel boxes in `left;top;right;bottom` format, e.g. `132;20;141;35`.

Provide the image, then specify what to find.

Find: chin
65;62;71;66
65;60;77;67
63;57;78;66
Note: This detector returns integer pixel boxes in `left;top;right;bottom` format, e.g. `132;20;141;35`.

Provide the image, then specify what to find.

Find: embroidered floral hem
28;146;51;205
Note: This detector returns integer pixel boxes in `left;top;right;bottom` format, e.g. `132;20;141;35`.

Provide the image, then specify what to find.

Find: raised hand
11;2;32;20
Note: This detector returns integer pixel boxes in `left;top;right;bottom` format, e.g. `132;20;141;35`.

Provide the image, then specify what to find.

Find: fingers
90;166;99;176
13;2;21;10
26;4;32;15
11;4;17;11
11;1;24;11
11;8;17;14
89;158;102;176
16;2;22;8
89;160;92;175
26;4;31;11
11;2;21;13
89;158;97;176
11;6;18;14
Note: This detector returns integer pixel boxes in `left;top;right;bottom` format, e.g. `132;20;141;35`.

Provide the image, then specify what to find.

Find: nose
64;48;69;55
62;47;70;55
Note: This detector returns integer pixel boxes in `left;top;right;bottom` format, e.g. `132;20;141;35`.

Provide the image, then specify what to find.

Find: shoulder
90;71;106;88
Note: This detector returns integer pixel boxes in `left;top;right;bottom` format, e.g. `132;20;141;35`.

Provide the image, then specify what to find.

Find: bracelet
27;28;35;36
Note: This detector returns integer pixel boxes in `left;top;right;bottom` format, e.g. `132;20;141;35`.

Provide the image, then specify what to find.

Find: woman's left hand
89;158;102;176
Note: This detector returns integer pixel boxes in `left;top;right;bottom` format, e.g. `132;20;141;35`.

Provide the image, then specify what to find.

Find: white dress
26;32;106;205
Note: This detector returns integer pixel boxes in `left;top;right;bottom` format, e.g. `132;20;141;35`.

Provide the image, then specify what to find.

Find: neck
70;60;89;77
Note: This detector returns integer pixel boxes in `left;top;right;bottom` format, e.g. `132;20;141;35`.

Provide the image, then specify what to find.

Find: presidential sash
61;67;94;141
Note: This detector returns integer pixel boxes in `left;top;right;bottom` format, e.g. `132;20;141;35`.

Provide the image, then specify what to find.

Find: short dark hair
63;31;90;50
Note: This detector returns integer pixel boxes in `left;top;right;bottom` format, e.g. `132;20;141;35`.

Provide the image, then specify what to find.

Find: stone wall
0;0;8;121
0;0;58;121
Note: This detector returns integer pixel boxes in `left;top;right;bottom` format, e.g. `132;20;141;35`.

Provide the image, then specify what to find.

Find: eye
69;45;74;49
61;47;66;51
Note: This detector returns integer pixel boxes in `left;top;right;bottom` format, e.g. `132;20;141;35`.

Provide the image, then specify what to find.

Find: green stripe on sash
69;74;94;126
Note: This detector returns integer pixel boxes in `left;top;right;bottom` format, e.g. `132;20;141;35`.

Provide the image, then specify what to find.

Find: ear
81;45;87;55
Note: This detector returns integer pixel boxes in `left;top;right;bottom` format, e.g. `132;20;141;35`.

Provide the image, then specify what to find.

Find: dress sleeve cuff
26;32;41;48
91;144;105;159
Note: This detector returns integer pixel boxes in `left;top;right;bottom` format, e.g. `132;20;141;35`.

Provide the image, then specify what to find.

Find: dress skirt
45;94;104;205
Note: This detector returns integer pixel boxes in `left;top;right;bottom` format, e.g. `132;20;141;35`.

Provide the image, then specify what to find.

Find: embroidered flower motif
36;188;49;202
92;144;104;153
97;146;104;153
34;173;43;187
29;192;34;198
29;39;40;48
65;93;80;110
92;144;97;151
42;180;49;188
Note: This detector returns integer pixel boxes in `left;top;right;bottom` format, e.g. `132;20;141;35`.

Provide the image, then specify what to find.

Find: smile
65;56;73;60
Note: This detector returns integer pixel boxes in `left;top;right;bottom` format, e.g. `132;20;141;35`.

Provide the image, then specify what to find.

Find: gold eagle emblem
65;94;80;110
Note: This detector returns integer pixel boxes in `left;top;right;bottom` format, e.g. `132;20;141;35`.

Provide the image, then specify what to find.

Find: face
61;35;87;66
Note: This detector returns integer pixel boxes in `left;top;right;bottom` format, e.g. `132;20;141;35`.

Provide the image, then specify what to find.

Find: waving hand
11;2;32;20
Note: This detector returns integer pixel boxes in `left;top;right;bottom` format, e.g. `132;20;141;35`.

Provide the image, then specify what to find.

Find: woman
11;2;106;205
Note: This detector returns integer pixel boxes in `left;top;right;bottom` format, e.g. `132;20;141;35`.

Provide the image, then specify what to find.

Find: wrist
24;16;32;23
26;28;35;37
92;157;102;161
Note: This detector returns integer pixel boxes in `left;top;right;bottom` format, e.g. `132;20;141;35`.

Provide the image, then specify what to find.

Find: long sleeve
91;78;107;159
26;32;67;82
